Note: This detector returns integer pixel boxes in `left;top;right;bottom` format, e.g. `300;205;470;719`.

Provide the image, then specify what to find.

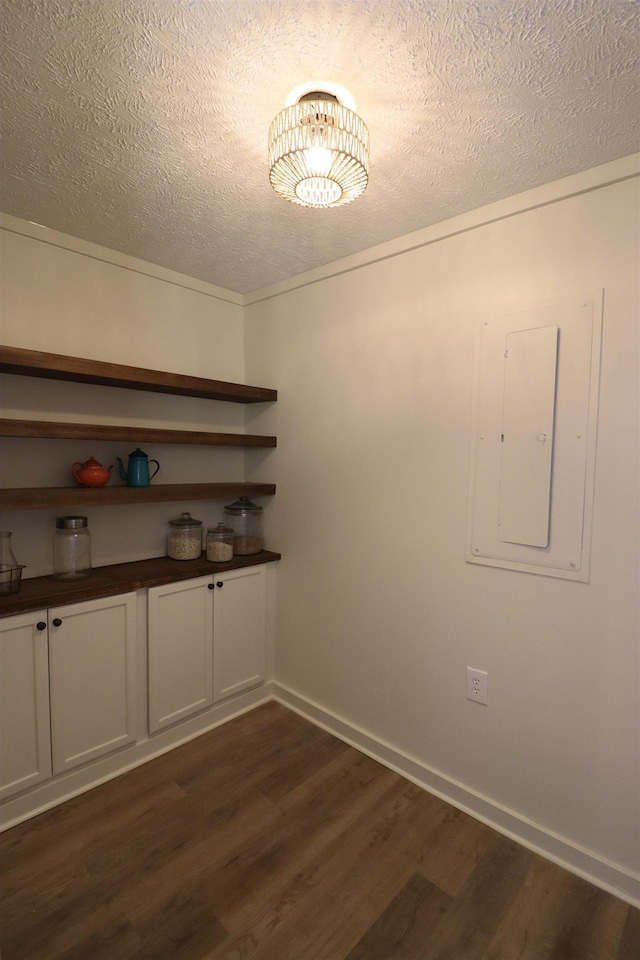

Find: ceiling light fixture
268;89;369;208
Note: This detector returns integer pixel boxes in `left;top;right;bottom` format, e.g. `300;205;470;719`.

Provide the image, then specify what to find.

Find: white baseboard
4;681;638;909
0;684;273;832
273;682;640;909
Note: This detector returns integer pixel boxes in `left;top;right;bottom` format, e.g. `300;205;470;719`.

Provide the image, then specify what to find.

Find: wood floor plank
45;914;143;960
254;727;349;802
0;780;185;896
156;758;404;960
416;833;534;960
131;890;228;960
164;748;400;936
345;871;453;960
617;903;640;960
84;776;272;883
0;702;637;960
1;864;121;960
416;804;495;896
230;779;454;960
92;786;278;925
173;705;336;805
0;702;285;885
168;702;314;793
481;856;630;960
218;781;415;960
1;855;94;932
544;873;633;960
79;707;322;906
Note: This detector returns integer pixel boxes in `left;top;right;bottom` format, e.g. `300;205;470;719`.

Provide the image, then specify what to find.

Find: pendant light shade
268;91;369;208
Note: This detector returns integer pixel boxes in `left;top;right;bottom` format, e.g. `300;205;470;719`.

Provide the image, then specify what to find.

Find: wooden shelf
0;419;277;448
0;483;276;511
0;550;282;617
0;347;278;519
0;345;277;403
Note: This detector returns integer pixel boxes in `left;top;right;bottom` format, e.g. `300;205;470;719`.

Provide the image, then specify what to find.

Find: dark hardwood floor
1;701;638;959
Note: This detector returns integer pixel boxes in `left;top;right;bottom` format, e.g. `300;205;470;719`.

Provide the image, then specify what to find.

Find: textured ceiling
1;0;638;294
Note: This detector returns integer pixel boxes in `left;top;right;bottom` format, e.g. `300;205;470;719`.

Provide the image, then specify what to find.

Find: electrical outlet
467;667;488;705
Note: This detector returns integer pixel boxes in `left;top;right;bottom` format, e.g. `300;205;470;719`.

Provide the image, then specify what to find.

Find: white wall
244;157;640;900
0;216;250;573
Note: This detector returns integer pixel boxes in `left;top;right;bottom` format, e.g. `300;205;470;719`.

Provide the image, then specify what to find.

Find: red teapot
72;456;113;488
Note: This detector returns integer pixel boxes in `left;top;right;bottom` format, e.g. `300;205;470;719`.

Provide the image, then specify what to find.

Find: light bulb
304;147;333;176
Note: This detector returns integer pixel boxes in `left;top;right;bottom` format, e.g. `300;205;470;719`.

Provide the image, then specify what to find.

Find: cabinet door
48;593;137;775
213;564;266;702
0;610;52;800
148;576;214;733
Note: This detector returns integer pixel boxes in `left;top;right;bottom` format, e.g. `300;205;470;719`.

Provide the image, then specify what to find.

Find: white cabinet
0;563;270;815
213;565;266;703
0;593;137;798
48;593;138;774
147;564;267;732
147;576;214;733
0;610;52;801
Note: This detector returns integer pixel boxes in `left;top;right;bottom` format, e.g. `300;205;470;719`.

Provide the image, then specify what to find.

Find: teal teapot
117;448;160;487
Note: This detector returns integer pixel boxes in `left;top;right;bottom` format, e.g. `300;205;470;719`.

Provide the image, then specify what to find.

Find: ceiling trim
243;154;640;307
3;154;637;312
0;214;243;307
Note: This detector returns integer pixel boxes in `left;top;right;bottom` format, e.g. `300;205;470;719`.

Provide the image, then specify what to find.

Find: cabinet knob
36;621;47;631
216;581;223;588
52;618;62;627
208;583;215;590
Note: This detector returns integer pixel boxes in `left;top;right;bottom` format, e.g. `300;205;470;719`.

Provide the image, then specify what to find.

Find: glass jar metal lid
169;511;202;527
207;522;234;537
56;516;89;529
223;497;262;515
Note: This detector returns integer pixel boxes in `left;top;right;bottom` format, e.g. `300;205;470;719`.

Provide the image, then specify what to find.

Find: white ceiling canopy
1;0;638;294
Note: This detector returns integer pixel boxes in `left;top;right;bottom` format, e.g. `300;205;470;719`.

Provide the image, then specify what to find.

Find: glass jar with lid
206;523;234;562
167;511;203;560
223;497;263;555
53;516;92;581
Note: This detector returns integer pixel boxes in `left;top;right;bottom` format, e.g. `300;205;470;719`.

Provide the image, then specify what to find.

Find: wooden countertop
0;550;281;617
